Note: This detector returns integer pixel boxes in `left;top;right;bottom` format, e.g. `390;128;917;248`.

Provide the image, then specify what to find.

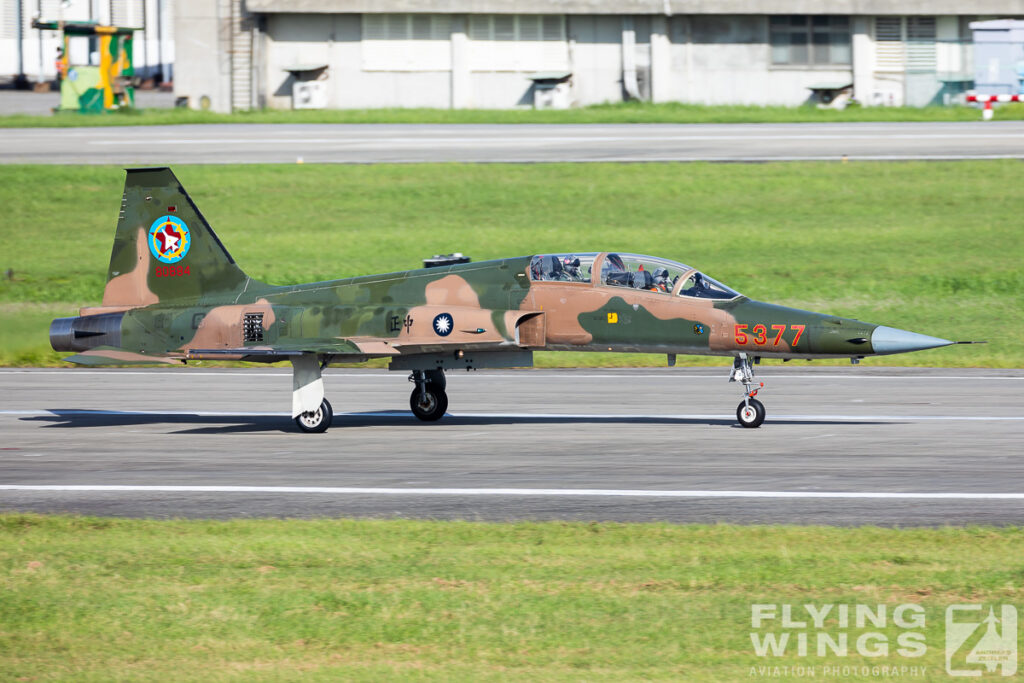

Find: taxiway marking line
0;409;1021;421
87;133;1024;146
2;485;1024;499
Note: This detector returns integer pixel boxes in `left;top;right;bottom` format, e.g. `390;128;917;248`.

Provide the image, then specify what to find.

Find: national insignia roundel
432;313;454;337
148;215;191;264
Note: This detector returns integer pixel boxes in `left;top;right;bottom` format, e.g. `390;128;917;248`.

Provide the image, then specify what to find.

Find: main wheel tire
295;398;333;433
410;387;448;422
736;398;766;429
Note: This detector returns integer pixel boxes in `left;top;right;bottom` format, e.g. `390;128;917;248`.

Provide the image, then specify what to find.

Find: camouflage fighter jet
50;168;961;432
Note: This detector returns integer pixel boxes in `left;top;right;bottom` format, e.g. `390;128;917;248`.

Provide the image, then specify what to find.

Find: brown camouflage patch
185;299;276;351
102;228;158;308
400;275;510;345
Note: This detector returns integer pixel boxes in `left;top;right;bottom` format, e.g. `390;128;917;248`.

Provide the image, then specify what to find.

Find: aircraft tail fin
101;167;255;308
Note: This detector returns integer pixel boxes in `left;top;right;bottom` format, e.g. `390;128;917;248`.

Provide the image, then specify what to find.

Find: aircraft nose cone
870;325;954;355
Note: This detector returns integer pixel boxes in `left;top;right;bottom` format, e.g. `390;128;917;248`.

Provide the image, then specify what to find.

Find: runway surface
2;367;1023;525
2;121;1024;164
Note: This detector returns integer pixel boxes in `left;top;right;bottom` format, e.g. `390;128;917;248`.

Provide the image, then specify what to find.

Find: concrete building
1;0;175;85
181;1;1022;112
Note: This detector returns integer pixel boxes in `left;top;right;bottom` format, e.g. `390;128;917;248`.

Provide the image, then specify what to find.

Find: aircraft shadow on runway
22;409;891;434
22;411;294;434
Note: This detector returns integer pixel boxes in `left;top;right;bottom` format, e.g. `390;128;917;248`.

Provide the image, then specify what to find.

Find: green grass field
1;161;1020;367
2;101;1023;127
1;515;1021;681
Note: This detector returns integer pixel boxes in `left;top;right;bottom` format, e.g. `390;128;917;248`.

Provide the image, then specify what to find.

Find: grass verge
2;515;1022;681
1;101;1022;127
1;161;1020;367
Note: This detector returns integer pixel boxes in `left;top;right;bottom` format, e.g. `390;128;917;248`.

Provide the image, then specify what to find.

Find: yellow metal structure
33;19;138;113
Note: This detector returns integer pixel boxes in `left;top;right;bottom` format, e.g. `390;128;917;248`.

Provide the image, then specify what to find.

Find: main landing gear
731;353;766;428
295;398;333;433
409;369;448;422
291;354;333;433
289;356;451;433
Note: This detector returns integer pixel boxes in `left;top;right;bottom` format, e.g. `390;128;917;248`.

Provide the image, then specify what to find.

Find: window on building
907;36;936;71
876;16;937;72
469;15;563;42
468;15;568;72
770;16;851;66
362;14;451;71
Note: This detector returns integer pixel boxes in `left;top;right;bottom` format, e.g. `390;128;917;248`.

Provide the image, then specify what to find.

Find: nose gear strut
730;353;766;428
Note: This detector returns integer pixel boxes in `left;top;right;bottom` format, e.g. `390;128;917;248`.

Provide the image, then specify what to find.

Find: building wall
174;0;230;111
264;14;452;109
176;6;1001;112
265;13;584;109
259;13;866;110
568;15;628;105
667;15;852;105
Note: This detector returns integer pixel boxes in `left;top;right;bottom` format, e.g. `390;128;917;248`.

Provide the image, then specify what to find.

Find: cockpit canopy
529;253;594;283
528;252;740;300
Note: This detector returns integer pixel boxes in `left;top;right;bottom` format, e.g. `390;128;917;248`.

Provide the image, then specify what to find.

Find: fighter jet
50;168;961;432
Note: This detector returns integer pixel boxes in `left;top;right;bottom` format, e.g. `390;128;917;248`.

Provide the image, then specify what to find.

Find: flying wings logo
946;605;1017;677
148;215;191;264
433;313;454;337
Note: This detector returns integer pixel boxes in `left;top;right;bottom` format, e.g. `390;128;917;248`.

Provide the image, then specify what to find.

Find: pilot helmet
604;253;626;272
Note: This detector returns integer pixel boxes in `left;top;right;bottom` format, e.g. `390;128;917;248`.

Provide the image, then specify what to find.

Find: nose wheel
409;369;448;422
295;398;333;433
731;354;766;429
736;398;766;428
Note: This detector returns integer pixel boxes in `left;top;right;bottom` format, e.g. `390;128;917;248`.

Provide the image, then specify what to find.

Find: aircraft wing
240;337;522;358
185;336;514;359
64;339;371;365
186;337;369;359
63;347;185;366
386;340;524;355
65;338;520;366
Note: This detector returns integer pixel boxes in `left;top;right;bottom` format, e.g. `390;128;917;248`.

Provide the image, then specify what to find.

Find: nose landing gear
409;369;448;422
731;354;765;428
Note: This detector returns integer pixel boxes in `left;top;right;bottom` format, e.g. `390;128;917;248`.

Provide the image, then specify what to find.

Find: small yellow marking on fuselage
607;312;618;323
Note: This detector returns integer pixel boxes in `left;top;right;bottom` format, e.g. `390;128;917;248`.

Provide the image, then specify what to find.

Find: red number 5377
734;324;805;347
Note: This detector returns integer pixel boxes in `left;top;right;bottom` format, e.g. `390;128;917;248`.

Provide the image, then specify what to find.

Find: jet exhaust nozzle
50;313;124;352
